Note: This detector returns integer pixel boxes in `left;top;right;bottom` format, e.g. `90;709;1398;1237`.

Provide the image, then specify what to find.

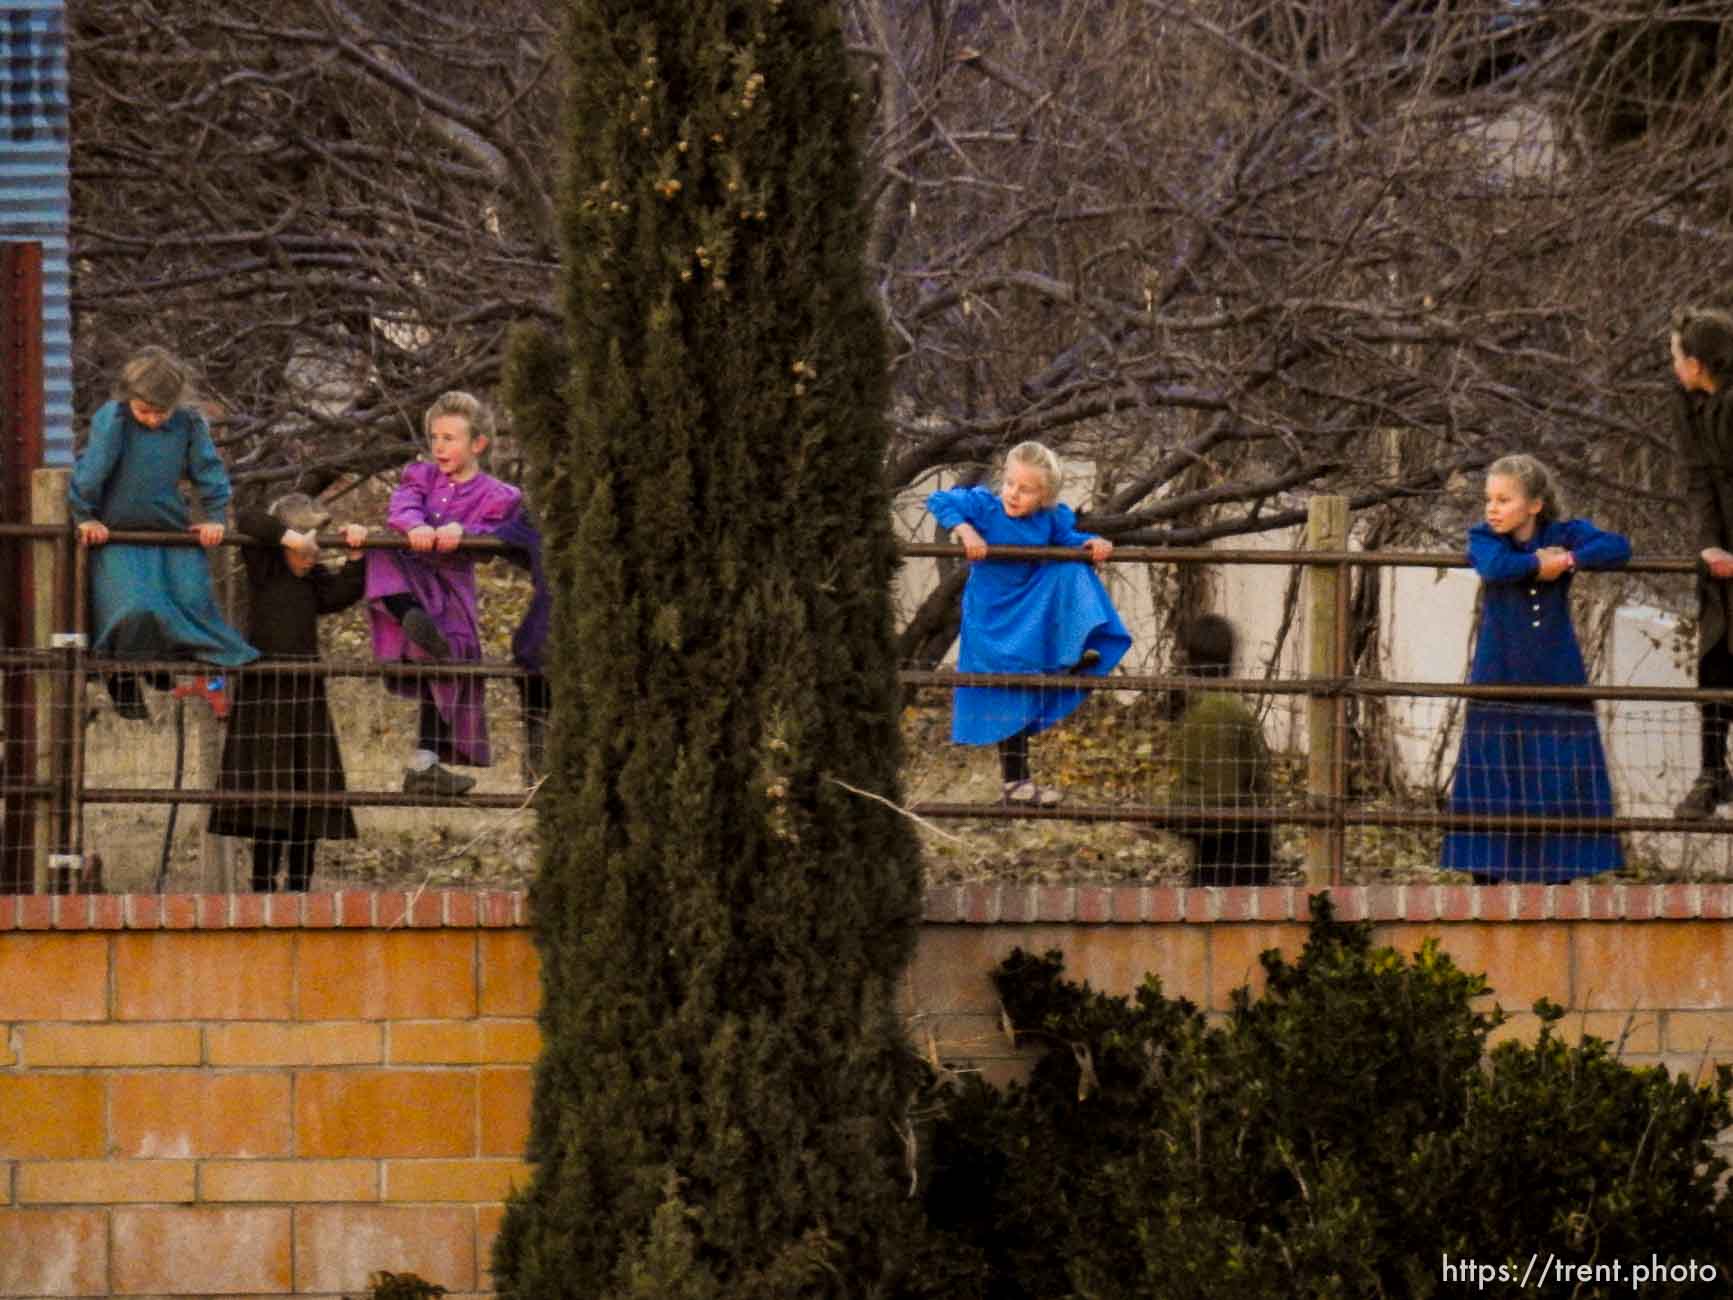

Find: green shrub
348;1273;446;1300
924;897;1733;1298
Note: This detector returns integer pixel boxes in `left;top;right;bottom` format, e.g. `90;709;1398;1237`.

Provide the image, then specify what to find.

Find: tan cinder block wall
4;882;1733;1297
912;882;1733;1087
0;891;533;1299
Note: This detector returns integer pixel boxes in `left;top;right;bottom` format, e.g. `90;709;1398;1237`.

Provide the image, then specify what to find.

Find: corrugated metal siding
1;1;72;468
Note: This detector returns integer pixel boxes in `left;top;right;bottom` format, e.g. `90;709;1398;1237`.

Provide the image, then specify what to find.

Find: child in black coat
1671;307;1733;819
208;495;367;891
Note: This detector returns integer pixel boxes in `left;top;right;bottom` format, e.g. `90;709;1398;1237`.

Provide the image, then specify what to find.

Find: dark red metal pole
1;243;45;893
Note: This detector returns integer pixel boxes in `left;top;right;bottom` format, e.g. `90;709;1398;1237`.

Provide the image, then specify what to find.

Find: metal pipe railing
53;788;532;811
0;523;1707;574
905;801;1733;836
897;540;1702;576
897;669;1733;705
0;652;531;681
0;522;519;553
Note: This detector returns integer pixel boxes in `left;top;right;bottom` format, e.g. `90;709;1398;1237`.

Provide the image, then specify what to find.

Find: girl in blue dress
1441;455;1630;882
928;442;1131;805
68;348;258;718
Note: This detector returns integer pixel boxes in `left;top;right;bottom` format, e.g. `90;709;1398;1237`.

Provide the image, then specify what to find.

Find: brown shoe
1674;771;1732;820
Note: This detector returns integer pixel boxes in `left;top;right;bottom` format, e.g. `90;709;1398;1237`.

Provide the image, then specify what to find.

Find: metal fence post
1306;495;1349;886
2;243;45;892
30;466;70;890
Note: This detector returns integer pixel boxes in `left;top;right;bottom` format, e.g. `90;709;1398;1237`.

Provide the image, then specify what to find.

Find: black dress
208;511;365;843
1679;386;1733;656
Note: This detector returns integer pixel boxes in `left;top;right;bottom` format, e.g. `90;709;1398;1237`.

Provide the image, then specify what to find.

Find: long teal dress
66;401;258;667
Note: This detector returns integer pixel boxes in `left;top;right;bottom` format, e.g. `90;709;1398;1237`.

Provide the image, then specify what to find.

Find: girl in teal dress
68;348;257;717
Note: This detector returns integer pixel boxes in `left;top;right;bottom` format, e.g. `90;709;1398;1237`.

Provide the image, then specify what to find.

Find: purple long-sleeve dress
365;461;522;765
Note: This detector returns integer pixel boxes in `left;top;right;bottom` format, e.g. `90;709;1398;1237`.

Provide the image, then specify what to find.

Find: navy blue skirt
1440;702;1622;882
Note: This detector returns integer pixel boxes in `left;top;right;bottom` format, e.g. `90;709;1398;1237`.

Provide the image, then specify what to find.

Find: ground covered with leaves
899;689;1457;886
899;687;1733;885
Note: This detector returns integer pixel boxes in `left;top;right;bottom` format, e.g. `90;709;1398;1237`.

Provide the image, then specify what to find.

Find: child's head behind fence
114;346;194;413
1179;613;1236;679
1485;453;1565;525
1672;306;1733;390
268;492;331;533
1004;441;1062;508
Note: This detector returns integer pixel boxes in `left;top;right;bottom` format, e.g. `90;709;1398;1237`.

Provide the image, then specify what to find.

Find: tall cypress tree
492;3;926;1296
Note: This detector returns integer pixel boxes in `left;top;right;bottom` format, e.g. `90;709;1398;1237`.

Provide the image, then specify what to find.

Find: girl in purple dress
364;391;523;796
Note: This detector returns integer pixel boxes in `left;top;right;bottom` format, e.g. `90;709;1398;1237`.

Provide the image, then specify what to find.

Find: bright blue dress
1441;519;1630;882
66;401;259;667
928;486;1131;745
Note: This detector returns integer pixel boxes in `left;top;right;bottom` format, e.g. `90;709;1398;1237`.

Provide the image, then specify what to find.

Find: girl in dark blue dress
1441;455;1631;882
928;442;1131;805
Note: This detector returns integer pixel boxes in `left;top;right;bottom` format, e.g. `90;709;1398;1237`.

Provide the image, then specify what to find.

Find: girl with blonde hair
927;441;1131;805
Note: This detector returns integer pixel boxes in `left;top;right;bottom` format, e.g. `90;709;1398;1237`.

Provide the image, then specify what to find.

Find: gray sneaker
1673;771;1731;820
402;763;476;797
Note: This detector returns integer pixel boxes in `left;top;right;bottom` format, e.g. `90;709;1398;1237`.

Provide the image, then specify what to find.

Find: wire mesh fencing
9;517;1733;892
895;671;1733;887
0;521;544;896
2;654;546;896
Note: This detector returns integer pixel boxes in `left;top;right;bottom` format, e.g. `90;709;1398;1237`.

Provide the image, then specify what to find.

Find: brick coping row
0;889;528;932
925;882;1733;924
1;883;1732;931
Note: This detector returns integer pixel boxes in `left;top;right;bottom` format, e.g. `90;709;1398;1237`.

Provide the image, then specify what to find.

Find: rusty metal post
1305;495;1349;886
2;243;45;892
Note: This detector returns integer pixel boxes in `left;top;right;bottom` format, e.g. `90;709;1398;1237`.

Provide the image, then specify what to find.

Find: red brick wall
3;884;1733;1297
